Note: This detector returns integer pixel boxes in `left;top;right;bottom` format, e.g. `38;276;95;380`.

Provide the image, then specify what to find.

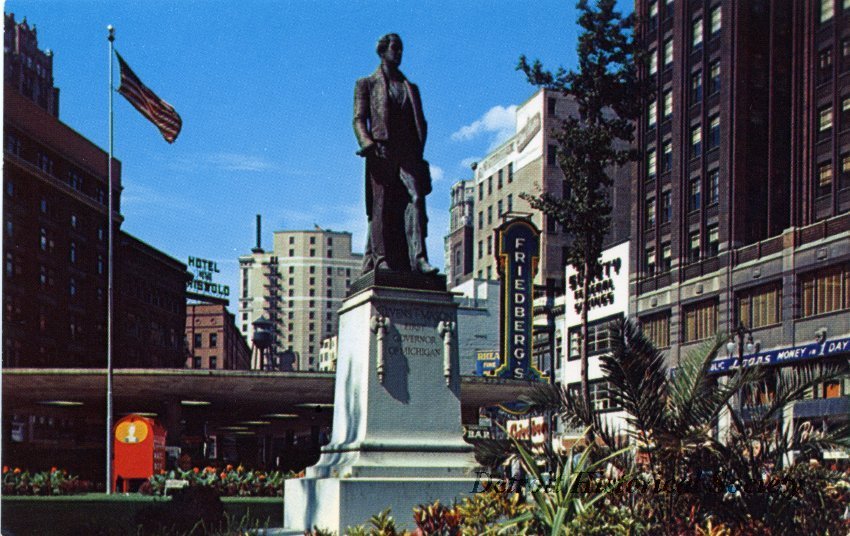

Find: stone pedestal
283;276;477;532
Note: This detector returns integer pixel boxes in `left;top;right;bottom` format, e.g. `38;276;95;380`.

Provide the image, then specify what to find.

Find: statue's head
376;33;403;68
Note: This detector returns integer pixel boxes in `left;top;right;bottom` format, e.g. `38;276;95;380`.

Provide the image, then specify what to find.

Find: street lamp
726;322;760;414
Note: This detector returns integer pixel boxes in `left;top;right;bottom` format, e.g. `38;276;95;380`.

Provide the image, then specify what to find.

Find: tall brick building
631;0;850;412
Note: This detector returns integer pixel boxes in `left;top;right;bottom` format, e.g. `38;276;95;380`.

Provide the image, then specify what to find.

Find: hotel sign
709;336;850;374
494;218;543;380
187;256;230;299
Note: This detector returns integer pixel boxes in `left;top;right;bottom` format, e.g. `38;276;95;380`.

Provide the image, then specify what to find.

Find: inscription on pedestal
377;306;450;360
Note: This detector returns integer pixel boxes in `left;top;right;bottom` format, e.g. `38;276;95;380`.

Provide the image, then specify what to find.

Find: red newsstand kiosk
112;414;167;492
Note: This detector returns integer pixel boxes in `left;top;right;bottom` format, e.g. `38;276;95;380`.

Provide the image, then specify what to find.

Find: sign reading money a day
494;218;543;380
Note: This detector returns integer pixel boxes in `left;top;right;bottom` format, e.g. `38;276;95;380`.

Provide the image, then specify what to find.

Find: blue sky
9;0;630;313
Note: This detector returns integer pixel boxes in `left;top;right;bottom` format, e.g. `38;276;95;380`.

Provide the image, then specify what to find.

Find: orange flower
258;474;266;481
2;466;8;474
13;468;21;474
205;466;215;474
50;467;58;473
159;469;166;475
220;472;227;480
226;464;233;472
193;467;200;474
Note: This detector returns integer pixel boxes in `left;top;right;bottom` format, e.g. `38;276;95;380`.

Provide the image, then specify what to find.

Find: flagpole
106;24;115;495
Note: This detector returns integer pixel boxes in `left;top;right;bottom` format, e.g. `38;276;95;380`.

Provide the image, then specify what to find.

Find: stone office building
239;227;362;371
631;0;850;421
465;88;632;293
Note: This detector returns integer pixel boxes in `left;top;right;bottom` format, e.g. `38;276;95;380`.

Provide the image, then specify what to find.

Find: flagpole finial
107;25;114;42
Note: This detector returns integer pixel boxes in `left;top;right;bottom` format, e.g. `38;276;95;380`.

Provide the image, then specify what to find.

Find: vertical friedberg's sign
494;218;543;380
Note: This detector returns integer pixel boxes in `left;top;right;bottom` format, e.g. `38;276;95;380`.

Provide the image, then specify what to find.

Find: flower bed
140;465;300;497
2;466;94;496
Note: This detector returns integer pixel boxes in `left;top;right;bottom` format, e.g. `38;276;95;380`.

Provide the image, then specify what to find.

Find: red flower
220;472;227;480
2;466;8;474
50;467;58;473
193;467;200;474
13;468;20;474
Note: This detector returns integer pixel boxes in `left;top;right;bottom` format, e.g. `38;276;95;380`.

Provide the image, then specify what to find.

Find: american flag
115;52;182;143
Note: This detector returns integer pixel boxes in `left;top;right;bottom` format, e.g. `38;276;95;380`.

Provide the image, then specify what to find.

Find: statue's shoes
414;258;438;275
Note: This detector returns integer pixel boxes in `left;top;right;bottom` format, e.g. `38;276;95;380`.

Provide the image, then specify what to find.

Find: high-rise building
3;16;119;367
467;88;631;292
239;227;362;371
631;0;850;412
444;179;475;288
185;303;251;370
4;14;188;369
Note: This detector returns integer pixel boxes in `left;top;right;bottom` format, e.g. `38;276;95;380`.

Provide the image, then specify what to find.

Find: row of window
644;223;719;275
817;96;850;137
639;265;850;347
192;332;218;348
645;170;720;231
190;355;218;369
647;116;720;179
477;195;514;230
816;41;850;85
287;235;334;246
477;163;514;201
816;153;850;197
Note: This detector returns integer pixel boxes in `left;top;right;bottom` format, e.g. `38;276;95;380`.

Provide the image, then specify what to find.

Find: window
842;96;850;127
548;144;558;166
69;170;83;191
193;356;201;369
567;314;622;361
663;90;673;119
37;152;54;175
498;169;503;189
817;162;833;197
707;169;720;205
662;140;672;172
309;249;316;257
649;49;658;75
209;356;217;369
645;198;656;228
548;97;557;115
487;236;493;255
691;70;703;102
710;6;722;35
841;153;850;189
661;191;672;223
97;255;104;275
567;380;621;412
488;176;493;195
819;106;833;133
40;228;47;251
691;125;702;157
706;224;719;257
692;18;703;50
688;230;701;262
661;242;672;272
648;100;657;128
819;48;833;82
663;39;673;67
478;183;483;201
689;177;701;211
821;0;834;22
69;277;77;297
738;283;781;329
194;333;202;348
210;333;218;348
478;211;483;229
683;300;717;342
641;312;671;348
69;242;77;264
647;148;657;179
800;265;849;317
487;206;492;224
497;200;503;216
507;194;513;212
478;240;483;259
708;115;720;149
709;60;721;94
508;162;514;183
5;133;21;156
645;247;656;275
310;236;316;244
648;1;658;31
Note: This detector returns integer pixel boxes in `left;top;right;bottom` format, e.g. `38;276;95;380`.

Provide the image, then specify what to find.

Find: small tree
518;0;641;416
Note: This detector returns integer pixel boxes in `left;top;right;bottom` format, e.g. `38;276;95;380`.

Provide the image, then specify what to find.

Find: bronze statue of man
354;33;438;275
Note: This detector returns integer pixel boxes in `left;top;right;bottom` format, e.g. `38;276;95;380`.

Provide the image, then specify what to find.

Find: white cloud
121;182;202;214
429;164;444;182
206;152;277;172
450;104;517;144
